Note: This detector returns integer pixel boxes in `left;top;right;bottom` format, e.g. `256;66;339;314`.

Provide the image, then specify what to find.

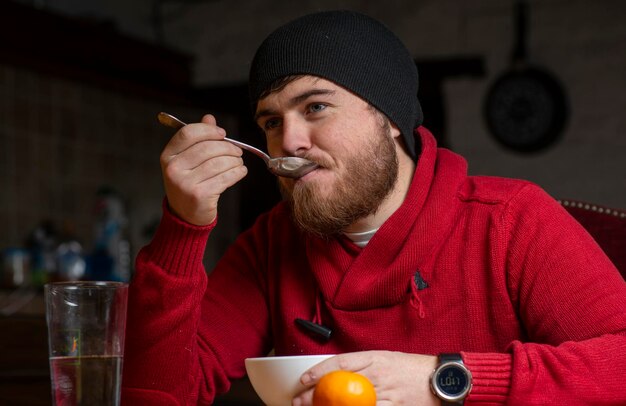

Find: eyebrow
254;89;336;122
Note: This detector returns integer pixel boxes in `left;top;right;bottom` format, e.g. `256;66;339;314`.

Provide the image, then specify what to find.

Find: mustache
296;152;331;169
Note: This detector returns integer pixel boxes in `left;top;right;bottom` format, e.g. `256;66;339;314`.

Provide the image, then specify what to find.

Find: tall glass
44;281;128;406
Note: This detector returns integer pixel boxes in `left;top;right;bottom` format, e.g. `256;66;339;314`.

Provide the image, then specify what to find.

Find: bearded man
122;10;626;406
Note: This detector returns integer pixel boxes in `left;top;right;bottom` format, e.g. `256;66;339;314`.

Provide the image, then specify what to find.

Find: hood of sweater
306;127;468;310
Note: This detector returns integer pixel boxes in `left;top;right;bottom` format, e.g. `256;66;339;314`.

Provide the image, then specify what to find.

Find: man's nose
280;117;312;156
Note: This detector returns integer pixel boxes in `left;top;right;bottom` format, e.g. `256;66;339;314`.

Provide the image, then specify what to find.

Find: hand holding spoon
157;112;318;179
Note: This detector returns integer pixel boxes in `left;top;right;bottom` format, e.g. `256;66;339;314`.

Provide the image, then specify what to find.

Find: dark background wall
2;0;625;269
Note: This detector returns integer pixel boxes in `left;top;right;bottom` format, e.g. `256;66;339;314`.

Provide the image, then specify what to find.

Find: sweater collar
307;127;468;310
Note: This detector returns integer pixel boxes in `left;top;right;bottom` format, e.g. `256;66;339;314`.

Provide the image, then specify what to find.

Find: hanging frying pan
484;0;568;152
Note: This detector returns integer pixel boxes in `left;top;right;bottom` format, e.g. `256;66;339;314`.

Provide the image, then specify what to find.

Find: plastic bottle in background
25;221;58;286
86;188;132;282
1;248;30;288
54;221;86;281
56;241;86;281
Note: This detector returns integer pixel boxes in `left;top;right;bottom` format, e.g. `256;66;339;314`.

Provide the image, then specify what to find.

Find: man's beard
280;120;399;237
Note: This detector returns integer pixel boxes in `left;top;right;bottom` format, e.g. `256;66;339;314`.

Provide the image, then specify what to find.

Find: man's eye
263;118;281;130
308;103;327;113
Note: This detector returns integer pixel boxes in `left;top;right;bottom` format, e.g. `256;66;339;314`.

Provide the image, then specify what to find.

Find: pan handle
512;0;529;63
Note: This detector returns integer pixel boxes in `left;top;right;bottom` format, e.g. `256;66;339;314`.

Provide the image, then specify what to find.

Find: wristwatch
430;353;473;405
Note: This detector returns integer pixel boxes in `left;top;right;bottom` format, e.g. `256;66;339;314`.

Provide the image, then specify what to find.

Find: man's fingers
163;158;247;226
188;156;246;189
201;114;217;125
167;155;244;187
183;164;247;203
162;122;228;161
292;387;314;406
157;114;249;226
301;353;376;386
165;139;242;172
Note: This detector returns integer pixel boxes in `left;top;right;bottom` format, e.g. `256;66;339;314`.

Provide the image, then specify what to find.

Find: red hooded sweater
122;128;626;405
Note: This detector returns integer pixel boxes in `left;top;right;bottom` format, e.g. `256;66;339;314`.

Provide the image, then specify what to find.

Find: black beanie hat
249;10;423;160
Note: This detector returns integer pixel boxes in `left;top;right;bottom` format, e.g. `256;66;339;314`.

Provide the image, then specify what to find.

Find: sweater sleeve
121;202;273;405
121;204;214;405
463;185;626;405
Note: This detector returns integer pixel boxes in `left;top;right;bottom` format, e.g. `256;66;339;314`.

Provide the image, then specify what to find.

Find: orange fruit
313;370;376;406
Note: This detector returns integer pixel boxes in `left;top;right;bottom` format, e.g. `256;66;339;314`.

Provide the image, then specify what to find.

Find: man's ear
390;123;414;160
389;121;401;138
390;122;402;139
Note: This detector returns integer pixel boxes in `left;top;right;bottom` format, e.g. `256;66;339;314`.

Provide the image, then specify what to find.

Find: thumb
201;113;217;126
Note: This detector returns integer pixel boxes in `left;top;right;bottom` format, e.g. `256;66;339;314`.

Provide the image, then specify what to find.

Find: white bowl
245;354;334;406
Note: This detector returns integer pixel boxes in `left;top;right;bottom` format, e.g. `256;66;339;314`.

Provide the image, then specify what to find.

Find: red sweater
122;129;626;405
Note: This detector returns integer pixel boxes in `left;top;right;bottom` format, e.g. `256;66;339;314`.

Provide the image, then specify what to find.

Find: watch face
434;363;471;399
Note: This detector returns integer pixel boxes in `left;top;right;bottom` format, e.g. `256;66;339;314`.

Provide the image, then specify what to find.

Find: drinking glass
45;281;128;406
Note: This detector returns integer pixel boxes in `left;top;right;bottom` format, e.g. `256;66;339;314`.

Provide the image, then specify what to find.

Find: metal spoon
157;112;318;179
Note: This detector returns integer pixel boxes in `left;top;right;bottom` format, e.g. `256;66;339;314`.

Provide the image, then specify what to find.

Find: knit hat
248;10;423;160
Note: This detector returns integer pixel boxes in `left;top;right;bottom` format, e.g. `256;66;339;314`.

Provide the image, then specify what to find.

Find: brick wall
0;64;240;272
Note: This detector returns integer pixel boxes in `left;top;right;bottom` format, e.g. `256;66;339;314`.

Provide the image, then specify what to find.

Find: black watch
430;353;473;405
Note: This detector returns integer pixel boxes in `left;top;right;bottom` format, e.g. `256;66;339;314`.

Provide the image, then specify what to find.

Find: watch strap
440;353;462;363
